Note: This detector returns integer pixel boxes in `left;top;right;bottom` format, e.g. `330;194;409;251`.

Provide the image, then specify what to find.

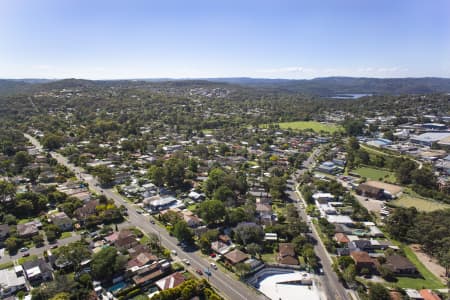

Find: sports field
352;166;396;182
272;121;342;133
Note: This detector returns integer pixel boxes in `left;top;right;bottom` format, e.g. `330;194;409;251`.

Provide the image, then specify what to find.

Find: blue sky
0;0;449;79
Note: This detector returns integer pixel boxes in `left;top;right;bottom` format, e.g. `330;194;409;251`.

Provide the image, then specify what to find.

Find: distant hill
1;77;450;97
206;77;450;96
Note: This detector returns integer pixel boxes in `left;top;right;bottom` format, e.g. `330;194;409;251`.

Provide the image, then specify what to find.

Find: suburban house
49;212;73;231
126;252;158;270
0;224;10;241
22;258;53;285
277;243;299;265
131;262;171;287
155;272;185;291
384;255;418;275
224;249;249;265
350;251;378;273
334;233;350;244
115;229;139;251
419;289;442;300
74;200;99;222
356;183;384;199
17;220;41;238
0;267;27;298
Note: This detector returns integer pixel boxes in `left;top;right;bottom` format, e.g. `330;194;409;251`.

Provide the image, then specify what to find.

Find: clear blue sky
0;0;449;79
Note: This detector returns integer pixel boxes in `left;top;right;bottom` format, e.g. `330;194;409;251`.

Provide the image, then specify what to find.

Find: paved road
285;148;352;300
25;134;266;300
0;233;81;264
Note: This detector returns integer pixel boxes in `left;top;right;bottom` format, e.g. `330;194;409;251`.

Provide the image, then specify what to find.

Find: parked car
171;250;177;256
182;259;190;265
22;252;30;257
19;247;29;252
195;269;203;275
210;263;217;270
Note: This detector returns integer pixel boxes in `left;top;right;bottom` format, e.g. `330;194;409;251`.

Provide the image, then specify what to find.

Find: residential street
24;134;266;300
285;148;352;300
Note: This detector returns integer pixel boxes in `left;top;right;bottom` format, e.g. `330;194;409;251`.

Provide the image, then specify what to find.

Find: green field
352;166;396;182
265;121;342;133
60;231;73;239
391;196;450;212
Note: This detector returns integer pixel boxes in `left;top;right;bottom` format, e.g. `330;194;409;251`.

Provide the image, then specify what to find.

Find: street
285;148;352;300
24;134;266;300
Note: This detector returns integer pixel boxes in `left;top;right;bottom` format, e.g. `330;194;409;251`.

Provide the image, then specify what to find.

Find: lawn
261;252;277;264
352;166;396;182
265;121;342;133
0;261;14;270
390;196;450;212
60;232;73;239
18;254;38;265
387;243;445;289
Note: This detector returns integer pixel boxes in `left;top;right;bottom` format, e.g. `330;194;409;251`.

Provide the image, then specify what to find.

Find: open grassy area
265;121;342;133
0;261;14;270
390;196;450;212
60;231;73;239
352;166;396;182
18;254;38;265
261;252;277;263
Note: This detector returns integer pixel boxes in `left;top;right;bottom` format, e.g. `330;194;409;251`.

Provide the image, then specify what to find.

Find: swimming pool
108;281;127;293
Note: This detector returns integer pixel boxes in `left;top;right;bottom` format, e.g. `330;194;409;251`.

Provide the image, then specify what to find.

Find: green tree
148;165;165;187
173;220;193;243
92;165;115;186
91;247;126;281
13;151;31;173
368;283;390;300
42;133;64;150
198;200;226;225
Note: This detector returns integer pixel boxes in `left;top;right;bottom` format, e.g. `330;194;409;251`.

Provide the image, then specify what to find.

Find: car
171;250;177;256
204;269;212;276
195;269;203;275
50;244;58;249
19;247;29;252
182;259;190;265
22;252;30;257
209;253;216;258
210;263;217;270
150;219;155;224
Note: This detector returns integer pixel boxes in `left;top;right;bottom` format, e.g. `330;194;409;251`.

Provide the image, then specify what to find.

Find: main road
24;134;266;300
286;148;352;300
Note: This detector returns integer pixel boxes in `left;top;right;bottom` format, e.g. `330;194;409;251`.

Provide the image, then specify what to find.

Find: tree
92;165;115;186
197;200;226;225
33;234;45;247
267;176;286;200
42;133;64;150
234;223;264;246
234;262;251;277
148;165;165;187
213;185;235;204
163;157;185;188
91;247;126;281
342;118;365;136
246;243;262;258
343;264;356;286
368;283;390;300
5;237;20;253
13;151;31;173
56;241;91;271
173;220;193;243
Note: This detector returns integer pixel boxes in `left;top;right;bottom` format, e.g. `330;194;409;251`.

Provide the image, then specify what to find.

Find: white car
210;263;217;270
182;259;190;265
171;250;177;256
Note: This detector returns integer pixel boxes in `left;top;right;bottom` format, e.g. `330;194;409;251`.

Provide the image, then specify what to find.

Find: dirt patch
366;180;403;195
409;244;447;284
